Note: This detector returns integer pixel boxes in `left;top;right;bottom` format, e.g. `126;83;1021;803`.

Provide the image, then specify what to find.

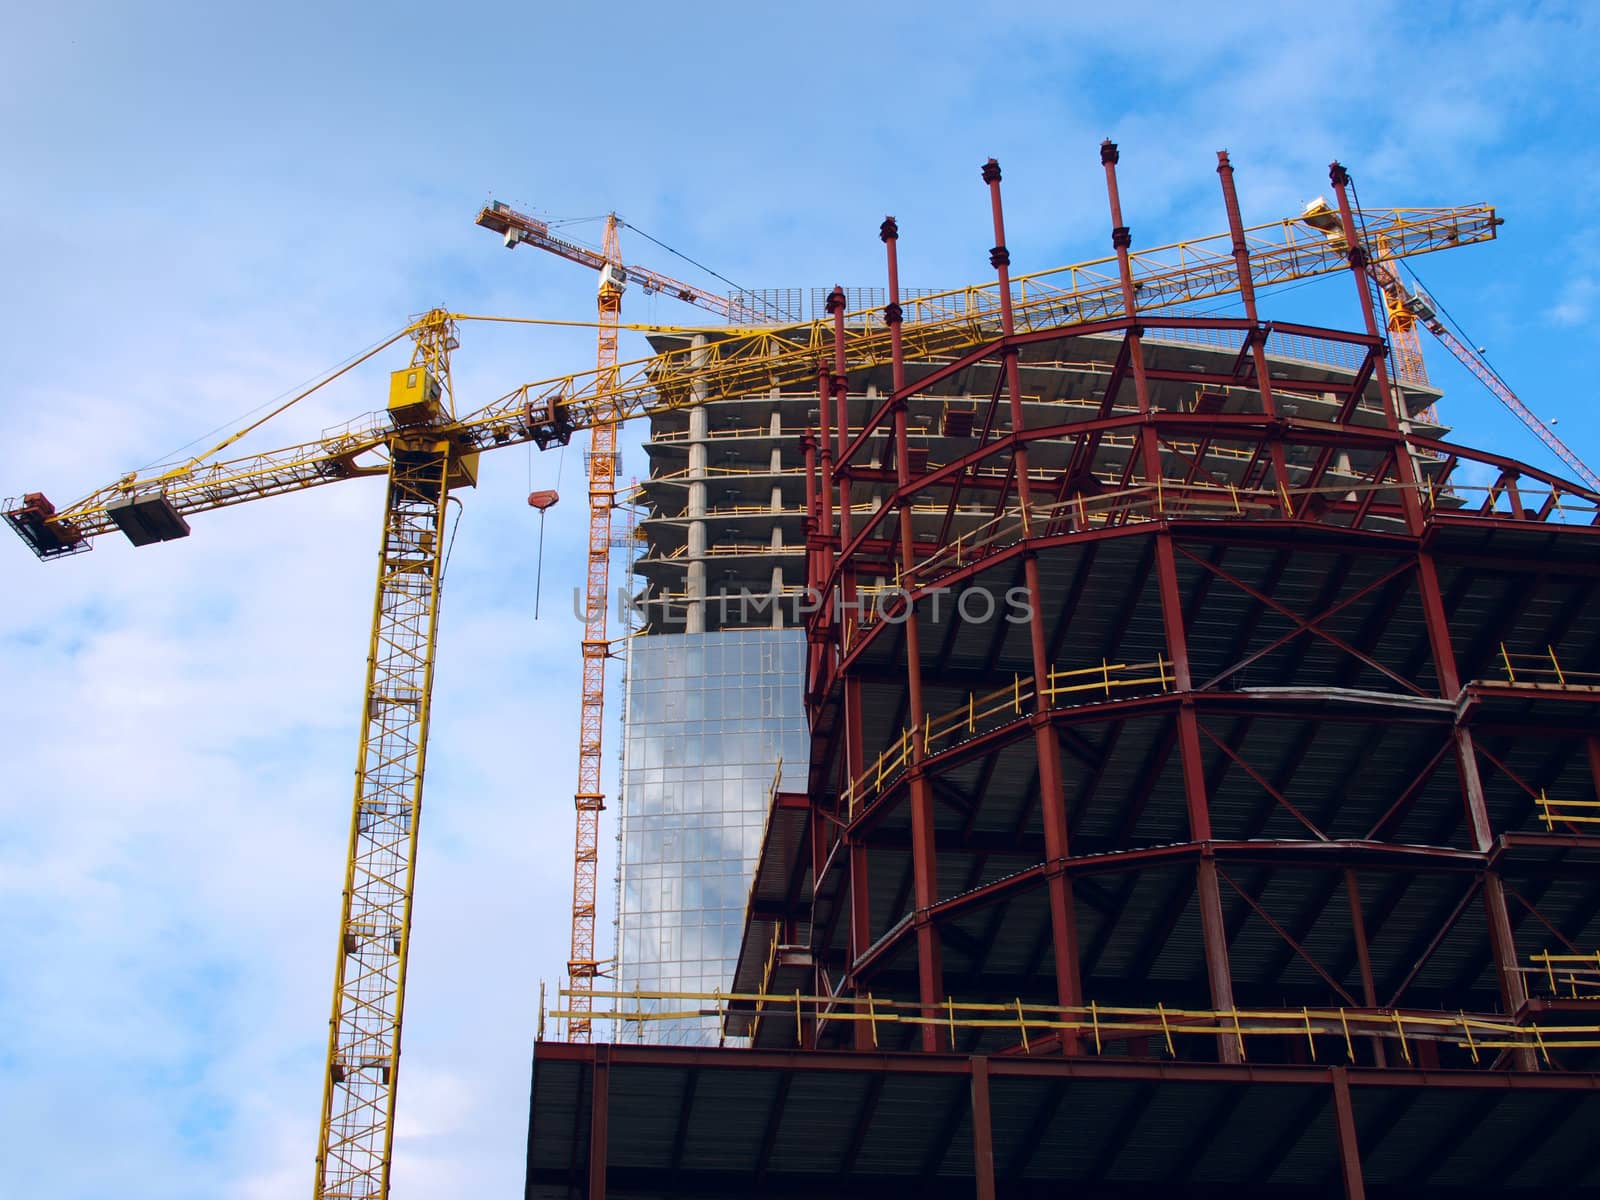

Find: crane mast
569;216;624;1042
316;312;467;1199
476;202;755;1040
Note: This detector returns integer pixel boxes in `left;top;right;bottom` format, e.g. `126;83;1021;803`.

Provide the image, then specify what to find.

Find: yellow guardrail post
1501;643;1516;683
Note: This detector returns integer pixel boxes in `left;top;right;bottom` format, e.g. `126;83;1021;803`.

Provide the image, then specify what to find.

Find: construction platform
526;1042;1600;1198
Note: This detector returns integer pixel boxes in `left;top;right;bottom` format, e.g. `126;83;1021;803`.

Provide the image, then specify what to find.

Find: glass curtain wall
614;627;808;1044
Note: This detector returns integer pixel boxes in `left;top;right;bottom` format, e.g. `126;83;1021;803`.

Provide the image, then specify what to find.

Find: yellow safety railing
1535;790;1600;830
750;927;784;1044
1527;951;1600;999
840;658;1172;819
1498;644;1600;690
549;987;1600;1065
841;480;1600;614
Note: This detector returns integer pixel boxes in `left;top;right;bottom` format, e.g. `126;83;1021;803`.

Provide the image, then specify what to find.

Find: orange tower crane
1374;264;1600;492
1302;198;1599;491
474;202;769;1039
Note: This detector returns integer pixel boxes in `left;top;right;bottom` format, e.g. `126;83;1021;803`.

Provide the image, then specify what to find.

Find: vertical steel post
829;289;855;554
1327;163;1426;536
1483;870;1536;1069
1343;869;1387;1067
1332;166;1525;1057
882;218;945;1050
823;288;877;1048
971;1057;997;1200
978;162;1085;1046
828;290;863;673
1102;141;1237;1056
1215;150;1292;495
816;361;837;586
1331;1067;1367;1200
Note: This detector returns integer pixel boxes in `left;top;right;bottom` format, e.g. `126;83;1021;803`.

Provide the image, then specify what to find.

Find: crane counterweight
105;492;190;546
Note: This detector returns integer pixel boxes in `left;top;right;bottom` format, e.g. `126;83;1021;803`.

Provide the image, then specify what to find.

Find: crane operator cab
387;366;444;427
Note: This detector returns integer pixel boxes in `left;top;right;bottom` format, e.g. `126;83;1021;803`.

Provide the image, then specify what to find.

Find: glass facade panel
613;627;808;1044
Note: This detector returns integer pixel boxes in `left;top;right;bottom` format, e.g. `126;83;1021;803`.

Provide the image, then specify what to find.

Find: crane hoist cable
620;220;752;298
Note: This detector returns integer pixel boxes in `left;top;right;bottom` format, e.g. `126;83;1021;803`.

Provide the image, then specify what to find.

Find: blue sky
2;2;1597;1197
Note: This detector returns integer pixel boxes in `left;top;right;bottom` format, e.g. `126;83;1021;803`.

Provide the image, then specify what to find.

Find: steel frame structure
528;1041;1600;1199
529;148;1600;1197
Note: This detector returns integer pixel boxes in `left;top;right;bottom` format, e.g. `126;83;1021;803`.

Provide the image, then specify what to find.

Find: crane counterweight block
4;492;88;558
105;492;191;547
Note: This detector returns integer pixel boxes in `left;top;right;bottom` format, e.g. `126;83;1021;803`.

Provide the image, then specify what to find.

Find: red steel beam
1331;1066;1368;1200
533;1038;1600;1090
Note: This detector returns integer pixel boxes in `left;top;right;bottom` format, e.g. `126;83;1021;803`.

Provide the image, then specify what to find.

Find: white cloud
1548;275;1596;327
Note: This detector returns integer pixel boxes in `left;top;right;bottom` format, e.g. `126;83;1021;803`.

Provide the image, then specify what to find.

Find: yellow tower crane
472;202;772;1040
3;199;1500;1200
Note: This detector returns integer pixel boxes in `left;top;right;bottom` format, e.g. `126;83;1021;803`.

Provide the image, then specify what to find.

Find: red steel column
815;364;836;578
802;425;825;698
1327;162;1426;536
881;217;945;1051
1331;162;1529;1064
1215;151;1292;496
971;1057;997;1200
828;289;862;667
1103;141;1237;1057
829;289;855;553
821;295;876;1049
1484;871;1535;1069
979;164;1085;1047
1344;870;1387;1067
1331;1067;1367;1200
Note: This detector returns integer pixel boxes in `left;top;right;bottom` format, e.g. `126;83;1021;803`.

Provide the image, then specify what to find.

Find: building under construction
528;149;1600;1198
